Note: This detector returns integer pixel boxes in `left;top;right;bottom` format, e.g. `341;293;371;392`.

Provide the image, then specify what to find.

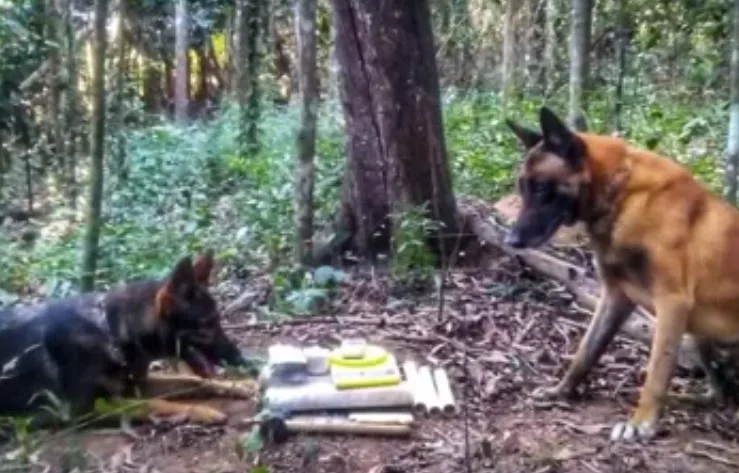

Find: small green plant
268;264;347;316
390;203;440;290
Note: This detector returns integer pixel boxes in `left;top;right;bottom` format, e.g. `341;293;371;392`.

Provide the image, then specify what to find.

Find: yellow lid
328;344;388;368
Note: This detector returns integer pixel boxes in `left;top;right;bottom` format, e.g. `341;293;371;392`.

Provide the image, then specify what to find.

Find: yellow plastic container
328;345;402;389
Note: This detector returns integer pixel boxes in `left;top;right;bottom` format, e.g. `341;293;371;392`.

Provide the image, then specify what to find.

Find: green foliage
390;203;439;289
446;87;726;201
0;85;728;296
0;99;347;295
269;264;346;315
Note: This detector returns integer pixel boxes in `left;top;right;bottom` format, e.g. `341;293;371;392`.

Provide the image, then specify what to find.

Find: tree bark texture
613;0;628;133
46;0;62;175
174;0;189;124
501;0;518;101
235;0;263;157
543;0;558;94
114;0;128;178
568;0;592;131
59;0;80;209
80;0;108;291
725;0;739;205
330;0;460;259
293;0;318;265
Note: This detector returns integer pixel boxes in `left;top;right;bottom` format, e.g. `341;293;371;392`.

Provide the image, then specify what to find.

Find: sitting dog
504;107;739;442
0;249;254;429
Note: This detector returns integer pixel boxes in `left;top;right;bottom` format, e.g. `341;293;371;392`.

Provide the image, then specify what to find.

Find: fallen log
463;203;702;371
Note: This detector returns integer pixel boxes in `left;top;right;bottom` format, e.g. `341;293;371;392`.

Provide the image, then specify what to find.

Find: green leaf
238;425;264;457
313;265;346;286
285;288;328;313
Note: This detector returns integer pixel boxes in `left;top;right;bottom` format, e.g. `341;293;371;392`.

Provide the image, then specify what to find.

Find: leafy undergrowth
0;85;728;302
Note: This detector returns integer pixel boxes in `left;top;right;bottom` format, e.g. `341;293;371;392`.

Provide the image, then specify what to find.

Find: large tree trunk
293;0;318;266
568;0;592;131
725;0;739;205
174;0;189;124
329;0;461;261
80;0;108;291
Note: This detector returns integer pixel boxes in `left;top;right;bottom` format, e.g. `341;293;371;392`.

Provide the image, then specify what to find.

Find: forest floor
27;244;739;473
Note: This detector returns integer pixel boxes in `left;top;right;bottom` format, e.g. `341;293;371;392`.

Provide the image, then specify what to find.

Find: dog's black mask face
506;176;580;249
158;251;246;377
169;285;244;376
503;107;588;249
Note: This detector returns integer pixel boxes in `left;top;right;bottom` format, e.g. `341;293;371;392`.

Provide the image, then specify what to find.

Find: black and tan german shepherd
0;249;254;429
505;107;739;442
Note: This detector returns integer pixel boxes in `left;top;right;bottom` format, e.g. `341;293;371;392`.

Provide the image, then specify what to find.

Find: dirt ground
14;250;739;473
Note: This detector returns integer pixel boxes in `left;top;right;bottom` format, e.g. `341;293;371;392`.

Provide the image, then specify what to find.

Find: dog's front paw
609;406;659;442
609;400;664;442
609;418;656;442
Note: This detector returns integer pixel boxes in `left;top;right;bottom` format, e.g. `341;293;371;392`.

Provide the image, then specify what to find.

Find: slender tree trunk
59;0;79;210
245;0;264;155
725;0;739;205
207;37;225;91
234;0;249;152
293;0;318;265
613;0;627;133
568;0;592;131
80;0;109;291
113;0;128;179
46;0;62;176
196;46;208;105
142;58;163;113
329;0;461;260
522;0;534;87
174;0;189;124
525;0;546;91
439;0;473;88
452;0;473;87
234;0;263;157
501;0;518;102
543;0;557;94
225;10;235;91
273;23;296;102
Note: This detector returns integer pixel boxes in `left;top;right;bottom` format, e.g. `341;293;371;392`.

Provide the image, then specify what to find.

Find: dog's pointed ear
539;106;585;168
193;249;215;286
506;119;542;149
156;256;196;317
539;107;572;147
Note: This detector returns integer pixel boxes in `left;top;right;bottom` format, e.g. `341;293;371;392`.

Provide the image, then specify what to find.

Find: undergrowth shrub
0;87;727;297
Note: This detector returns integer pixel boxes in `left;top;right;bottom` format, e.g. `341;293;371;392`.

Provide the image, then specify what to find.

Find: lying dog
505;107;739;442
0;249;254;429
